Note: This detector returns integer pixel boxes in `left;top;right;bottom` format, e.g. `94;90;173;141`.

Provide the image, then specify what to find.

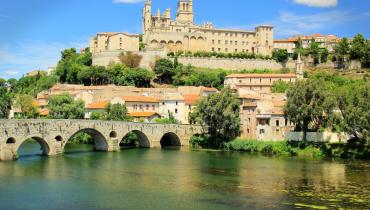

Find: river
0;142;369;209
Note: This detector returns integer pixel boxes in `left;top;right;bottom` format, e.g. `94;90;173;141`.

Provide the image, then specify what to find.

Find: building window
189;105;192;110
260;129;265;134
230;40;233;45
225;40;228;45
239;80;242;83
235;49;238;52
176;101;178;106
225;48;228;52
247;128;250;133
212;39;215;44
212;47;215;52
139;105;143;110
152;105;155;110
146;104;149;110
230;33;233;37
218;40;221;44
235;41;238;45
175;108;178;114
162;102;165;105
218;48;221;52
225;33;228;37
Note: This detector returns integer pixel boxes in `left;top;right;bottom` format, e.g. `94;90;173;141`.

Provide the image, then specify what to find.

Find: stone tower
296;53;304;79
176;0;194;23
142;0;152;33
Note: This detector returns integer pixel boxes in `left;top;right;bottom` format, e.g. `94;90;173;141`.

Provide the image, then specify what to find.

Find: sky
0;0;369;79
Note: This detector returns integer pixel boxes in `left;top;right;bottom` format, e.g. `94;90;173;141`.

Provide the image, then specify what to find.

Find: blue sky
0;0;369;79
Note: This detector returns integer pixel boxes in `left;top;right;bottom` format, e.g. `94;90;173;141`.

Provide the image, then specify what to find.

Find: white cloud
274;10;357;36
4;70;19;76
293;0;338;8
112;0;145;3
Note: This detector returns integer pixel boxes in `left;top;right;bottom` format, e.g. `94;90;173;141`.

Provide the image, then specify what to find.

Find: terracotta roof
226;74;297;78
184;94;200;105
202;87;218;92
274;39;296;43
121;96;159;103
86;101;109;109
40;109;49;116
129;112;159;117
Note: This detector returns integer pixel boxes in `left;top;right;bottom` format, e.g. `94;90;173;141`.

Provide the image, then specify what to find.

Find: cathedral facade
142;0;274;55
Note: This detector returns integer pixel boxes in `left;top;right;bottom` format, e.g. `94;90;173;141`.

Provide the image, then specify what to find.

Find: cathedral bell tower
176;0;194;23
142;0;152;33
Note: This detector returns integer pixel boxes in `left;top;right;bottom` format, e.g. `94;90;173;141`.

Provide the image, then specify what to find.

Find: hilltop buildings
90;0;274;67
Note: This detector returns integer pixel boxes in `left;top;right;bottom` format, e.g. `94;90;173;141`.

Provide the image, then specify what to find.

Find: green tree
272;49;289;63
105;103;131;121
284;78;336;141
0;79;12;119
90;112;104;120
334;38;350;68
349;34;366;60
308;39;321;64
191;87;241;147
271;80;291;93
154;59;176;84
48;93;85;119
336;82;370;143
14;94;39;119
361;41;370;68
155;111;179;124
116;67;154;88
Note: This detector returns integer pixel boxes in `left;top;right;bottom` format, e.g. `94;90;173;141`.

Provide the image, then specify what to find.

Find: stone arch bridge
0;120;203;161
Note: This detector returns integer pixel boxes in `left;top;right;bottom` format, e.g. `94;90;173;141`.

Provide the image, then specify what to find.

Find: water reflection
0;144;369;210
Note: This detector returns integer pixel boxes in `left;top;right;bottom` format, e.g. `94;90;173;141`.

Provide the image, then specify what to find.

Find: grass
223;139;325;157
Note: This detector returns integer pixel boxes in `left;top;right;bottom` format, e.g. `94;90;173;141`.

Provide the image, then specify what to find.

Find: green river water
0;142;369;210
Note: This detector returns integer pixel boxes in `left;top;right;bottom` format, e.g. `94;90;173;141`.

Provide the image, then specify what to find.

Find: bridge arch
16;136;51;157
160;132;181;147
66;128;108;151
121;130;151;148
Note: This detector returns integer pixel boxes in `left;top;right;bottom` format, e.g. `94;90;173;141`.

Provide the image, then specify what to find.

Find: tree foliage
0;79;12;119
48;93;85;119
119;52;143;68
191;87;241;147
284;76;336;140
154;58;176;84
14;94;39;119
105;103;131;121
272;49;289;63
271;80;291;93
337;82;370;143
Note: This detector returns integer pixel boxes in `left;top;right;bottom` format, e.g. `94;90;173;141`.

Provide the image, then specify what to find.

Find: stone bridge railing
0;119;203;161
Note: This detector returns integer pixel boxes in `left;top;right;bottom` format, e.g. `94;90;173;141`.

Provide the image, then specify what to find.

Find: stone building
142;0;274;55
239;94;294;141
224;73;297;94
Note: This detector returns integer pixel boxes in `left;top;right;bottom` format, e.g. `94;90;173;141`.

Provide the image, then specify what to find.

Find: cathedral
90;0;274;61
142;0;274;55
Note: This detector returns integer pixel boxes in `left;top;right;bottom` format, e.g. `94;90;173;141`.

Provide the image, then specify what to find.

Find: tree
48;93;85;119
308;39;321;64
0;79;12;119
153;59;177;84
336;82;370;143
14;94;39;119
272;49;289;63
271;80;291;93
284;78;336;141
90;112;104;120
191;87;241;147
119;52;143;68
105;103;131;121
361;41;370;68
334;38;350;68
349;34;366;60
116;67;154;88
154;111;179;124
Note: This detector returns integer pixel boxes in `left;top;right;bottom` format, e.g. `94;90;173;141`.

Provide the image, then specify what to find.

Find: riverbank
223;139;370;159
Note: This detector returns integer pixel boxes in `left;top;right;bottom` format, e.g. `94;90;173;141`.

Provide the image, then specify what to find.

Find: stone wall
174;56;295;71
285;132;349;143
92;50;124;67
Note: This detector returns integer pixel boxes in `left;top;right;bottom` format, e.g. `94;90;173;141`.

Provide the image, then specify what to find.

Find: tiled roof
86;101;109;109
39;109;49;116
202;87;218;92
121;96;159;103
226;74;297;78
184;94;200;105
129;112;159;117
